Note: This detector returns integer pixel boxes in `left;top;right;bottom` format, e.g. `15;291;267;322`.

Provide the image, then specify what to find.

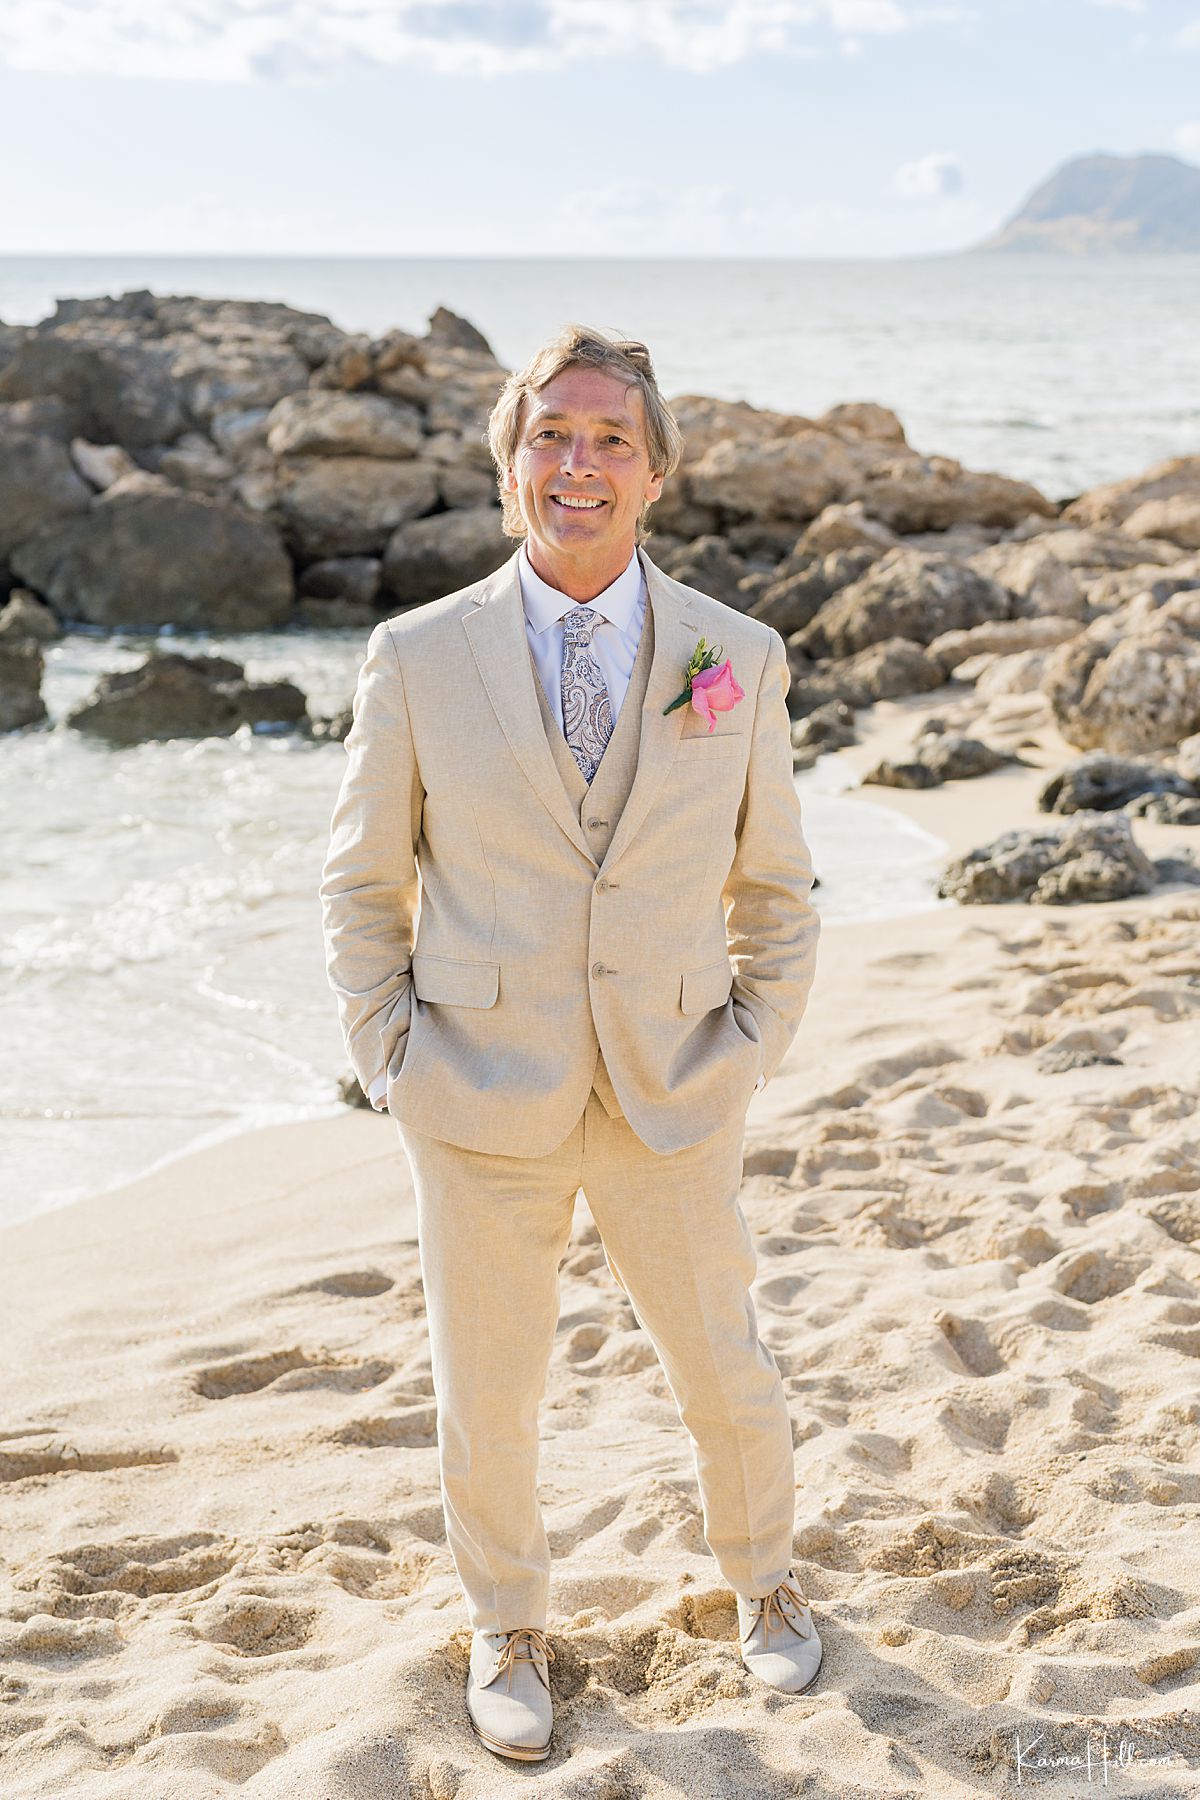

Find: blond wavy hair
486;323;684;543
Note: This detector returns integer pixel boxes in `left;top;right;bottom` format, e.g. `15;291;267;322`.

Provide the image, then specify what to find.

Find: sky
0;0;1198;257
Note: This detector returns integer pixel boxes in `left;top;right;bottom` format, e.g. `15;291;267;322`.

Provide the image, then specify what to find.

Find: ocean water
2;253;1194;1225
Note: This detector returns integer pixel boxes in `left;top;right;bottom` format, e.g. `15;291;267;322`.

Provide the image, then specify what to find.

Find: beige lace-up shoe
466;1626;555;1761
736;1571;823;1693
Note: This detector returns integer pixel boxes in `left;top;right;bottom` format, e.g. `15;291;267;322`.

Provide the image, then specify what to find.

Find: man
319;324;822;1764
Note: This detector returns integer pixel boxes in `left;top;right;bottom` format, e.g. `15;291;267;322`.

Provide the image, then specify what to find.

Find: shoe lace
495;1627;556;1691
743;1574;812;1645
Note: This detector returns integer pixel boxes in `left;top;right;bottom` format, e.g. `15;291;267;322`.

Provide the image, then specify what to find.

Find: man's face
504;366;665;566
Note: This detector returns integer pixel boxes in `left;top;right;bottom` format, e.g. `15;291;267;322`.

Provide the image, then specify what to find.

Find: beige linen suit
319;542;821;1630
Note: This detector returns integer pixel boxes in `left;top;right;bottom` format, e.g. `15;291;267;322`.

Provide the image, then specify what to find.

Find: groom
319;324;823;1763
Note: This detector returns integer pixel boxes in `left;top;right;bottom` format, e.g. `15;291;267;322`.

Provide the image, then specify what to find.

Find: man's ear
503;464;517;493
646;469;665;503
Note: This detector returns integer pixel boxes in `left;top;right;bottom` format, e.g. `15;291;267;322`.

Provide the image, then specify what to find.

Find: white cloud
1086;0;1146;11
1173;18;1200;48
891;150;964;199
0;0;976;81
1174;120;1200;158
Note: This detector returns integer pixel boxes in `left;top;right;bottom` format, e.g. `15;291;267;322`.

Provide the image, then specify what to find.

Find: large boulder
432;457;496;511
797;501;899;558
668;394;819;464
1083;560;1200;617
855;457;1055;533
753;547;880;638
791;699;858;754
0;331;187;447
864;729;1012;789
422;354;506;440
927;615;1080;677
151;431;236;494
275;456;439;558
11;471;294;631
0;424;93;559
1121;494;1200;552
687;431;859;524
786;637;946;717
1041;588;1200;753
640;477;720;543
794;548;1013;659
967;538;1087;619
938;813;1158;905
265;390;424;459
66;652;308;744
1038;750;1196;815
1008;522;1182;574
1062;454;1200;531
381;506;511;604
297;557;382;607
656;535;748;604
815;402;907;445
167;340;314;430
426;305;497;358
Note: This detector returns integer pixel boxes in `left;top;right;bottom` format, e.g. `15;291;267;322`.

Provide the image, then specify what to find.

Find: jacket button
591;961;606;978
595;877;608;893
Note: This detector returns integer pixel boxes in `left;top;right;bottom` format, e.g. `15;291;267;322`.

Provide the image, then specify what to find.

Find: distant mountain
972;152;1200;254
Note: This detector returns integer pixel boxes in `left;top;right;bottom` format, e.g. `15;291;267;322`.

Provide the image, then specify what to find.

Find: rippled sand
4;696;1200;1798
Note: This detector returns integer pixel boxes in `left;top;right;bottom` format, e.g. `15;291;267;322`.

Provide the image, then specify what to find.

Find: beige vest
527;590;658;1120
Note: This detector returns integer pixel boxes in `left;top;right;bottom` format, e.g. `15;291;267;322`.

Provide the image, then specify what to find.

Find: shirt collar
517;541;643;636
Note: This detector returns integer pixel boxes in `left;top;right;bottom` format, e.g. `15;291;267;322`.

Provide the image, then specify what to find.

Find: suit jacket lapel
598;549;702;876
461;544;702;871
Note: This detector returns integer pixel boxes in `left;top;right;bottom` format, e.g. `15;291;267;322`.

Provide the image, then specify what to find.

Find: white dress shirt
367;543;763;1105
518;540;646;730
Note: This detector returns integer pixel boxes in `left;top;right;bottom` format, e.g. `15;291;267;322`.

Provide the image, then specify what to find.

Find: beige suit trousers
398;1092;796;1633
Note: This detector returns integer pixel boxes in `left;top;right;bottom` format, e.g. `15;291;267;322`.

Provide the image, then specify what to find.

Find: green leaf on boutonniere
663;635;724;716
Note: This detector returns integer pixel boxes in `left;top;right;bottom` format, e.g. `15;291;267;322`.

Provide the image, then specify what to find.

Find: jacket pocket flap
411;952;500;1009
680;957;733;1015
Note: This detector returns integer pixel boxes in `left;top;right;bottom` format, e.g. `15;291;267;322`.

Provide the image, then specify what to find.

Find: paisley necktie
560;605;614;784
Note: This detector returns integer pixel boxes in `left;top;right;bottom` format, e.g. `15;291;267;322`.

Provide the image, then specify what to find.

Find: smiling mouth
551;495;607;510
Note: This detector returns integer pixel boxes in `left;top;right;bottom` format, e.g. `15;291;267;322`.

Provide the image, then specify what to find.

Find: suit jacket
319;542;821;1157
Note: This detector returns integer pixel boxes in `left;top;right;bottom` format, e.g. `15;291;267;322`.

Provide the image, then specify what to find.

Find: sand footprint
0;1434;177;1485
329;1404;438;1448
933;1310;1007;1377
296;1267;395;1298
191;1348;393;1399
1047;1246;1148;1304
12;1532;238;1620
190;1589;316;1655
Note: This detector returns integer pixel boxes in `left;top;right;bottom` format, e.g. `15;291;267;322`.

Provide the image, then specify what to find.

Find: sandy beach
4;674;1200;1800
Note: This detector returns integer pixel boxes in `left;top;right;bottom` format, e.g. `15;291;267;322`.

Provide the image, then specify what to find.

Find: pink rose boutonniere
663;635;746;733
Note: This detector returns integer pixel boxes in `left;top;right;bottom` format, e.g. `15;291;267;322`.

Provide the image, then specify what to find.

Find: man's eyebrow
529;411;638;431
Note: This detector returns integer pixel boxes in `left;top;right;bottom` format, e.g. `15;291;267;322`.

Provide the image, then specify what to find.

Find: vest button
591;961;606;978
587;818;603;829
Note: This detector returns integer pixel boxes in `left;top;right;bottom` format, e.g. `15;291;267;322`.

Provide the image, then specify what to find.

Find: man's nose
560;436;599;475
